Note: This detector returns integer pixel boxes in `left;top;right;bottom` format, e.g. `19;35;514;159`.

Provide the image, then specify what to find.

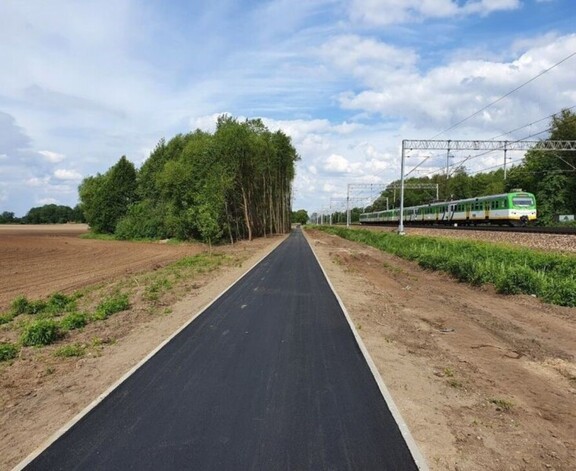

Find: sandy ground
305;228;576;471
1;225;575;470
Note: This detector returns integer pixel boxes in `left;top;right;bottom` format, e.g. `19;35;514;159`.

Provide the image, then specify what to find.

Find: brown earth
305;228;576;471
0;224;211;311
1;225;575;470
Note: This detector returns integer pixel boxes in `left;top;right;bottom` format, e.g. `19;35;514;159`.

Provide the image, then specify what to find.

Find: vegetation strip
0;253;233;359
317;226;576;307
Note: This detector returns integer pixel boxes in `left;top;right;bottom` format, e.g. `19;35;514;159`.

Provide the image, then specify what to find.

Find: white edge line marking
304;230;429;471
13;236;287;471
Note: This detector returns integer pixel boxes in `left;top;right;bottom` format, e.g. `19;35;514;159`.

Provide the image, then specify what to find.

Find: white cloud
335;33;576;134
53;169;82;181
349;0;520;25
38;150;66;163
26;176;50;187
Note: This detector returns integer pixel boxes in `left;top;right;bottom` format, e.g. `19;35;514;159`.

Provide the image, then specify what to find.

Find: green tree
0;211;17;224
507;109;576;223
79;155;137;233
291;209;309;225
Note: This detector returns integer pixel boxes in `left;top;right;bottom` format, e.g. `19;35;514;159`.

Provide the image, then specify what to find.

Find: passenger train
360;191;537;226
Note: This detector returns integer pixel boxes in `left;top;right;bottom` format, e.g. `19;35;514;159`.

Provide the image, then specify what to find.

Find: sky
1;0;576;217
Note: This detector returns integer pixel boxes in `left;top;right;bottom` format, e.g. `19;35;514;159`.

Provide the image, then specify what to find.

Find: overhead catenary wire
430;50;576;139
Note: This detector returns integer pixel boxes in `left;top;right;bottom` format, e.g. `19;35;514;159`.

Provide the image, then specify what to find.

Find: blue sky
1;0;575;217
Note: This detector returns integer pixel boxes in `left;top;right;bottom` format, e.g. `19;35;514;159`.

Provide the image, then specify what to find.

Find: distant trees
0;206;84;224
0;211;17;224
25;204;84;224
291;209;309;225
79;116;299;243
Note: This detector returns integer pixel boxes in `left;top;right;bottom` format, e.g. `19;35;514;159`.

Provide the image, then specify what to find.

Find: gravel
406;228;576;253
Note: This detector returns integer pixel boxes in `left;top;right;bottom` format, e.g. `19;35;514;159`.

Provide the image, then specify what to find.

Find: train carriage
360;191;537;226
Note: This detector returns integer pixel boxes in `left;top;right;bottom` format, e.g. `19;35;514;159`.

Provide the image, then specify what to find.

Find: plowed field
0;224;204;310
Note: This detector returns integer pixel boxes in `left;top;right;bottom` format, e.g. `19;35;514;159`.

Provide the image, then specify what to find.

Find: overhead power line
431;50;576;139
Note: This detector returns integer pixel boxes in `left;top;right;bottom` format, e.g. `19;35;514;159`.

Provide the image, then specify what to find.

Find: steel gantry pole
346;184;351;228
398;140;406;234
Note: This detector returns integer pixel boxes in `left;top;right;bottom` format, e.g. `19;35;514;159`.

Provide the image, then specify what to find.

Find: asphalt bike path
22;228;420;470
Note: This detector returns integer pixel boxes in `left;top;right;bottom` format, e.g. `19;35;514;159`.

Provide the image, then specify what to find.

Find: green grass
0;342;19;362
54;343;86;357
0;312;15;325
60;312;88;331
6;293;77;320
79;232;117;241
93;293;130;320
171;253;226;272
144;277;173;302
20;319;61;346
318;226;576;307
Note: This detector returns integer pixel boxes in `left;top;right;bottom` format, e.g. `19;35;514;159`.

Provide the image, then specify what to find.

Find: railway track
360;223;576;235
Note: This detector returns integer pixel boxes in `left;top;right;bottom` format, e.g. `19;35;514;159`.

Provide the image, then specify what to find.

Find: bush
115;201;168;240
0;342;19;362
93;294;130;320
21;319;60;346
60;312;88;331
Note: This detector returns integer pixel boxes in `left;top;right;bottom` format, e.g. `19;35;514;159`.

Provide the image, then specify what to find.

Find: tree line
0;205;84;224
79;116;299;244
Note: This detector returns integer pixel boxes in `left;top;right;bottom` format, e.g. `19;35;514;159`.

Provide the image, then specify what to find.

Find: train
359;190;537;226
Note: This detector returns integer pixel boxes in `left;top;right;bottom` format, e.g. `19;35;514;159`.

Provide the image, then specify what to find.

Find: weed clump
21;319;60;346
60;312;88;331
93;294;130;320
54;343;86;357
0;342;19;362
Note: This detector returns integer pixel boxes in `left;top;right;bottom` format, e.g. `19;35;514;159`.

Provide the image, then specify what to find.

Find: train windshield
512;196;534;207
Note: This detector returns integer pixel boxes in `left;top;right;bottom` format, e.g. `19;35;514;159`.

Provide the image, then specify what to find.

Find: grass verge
316;226;576;307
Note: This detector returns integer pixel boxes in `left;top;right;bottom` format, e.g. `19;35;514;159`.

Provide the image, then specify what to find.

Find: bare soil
305;228;576;471
1;225;575;470
0;224;212;311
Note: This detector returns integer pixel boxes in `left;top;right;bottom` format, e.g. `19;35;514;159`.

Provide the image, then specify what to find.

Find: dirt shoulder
305;228;576;471
0;232;285;470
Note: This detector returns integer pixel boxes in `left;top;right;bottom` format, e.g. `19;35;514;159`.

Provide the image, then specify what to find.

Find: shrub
60;312;88;331
0;342;19;362
21;319;60;346
93;294;130;320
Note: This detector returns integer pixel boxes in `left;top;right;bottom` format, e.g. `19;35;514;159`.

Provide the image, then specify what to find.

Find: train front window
512;197;534;207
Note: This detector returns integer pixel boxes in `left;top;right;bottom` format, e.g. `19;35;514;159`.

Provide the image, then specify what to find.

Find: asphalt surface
24;228;419;471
